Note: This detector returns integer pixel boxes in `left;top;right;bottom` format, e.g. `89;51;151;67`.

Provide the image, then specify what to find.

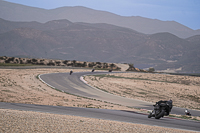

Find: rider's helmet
167;99;173;109
168;99;173;103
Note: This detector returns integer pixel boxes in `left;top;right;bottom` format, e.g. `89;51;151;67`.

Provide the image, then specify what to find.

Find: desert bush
149;67;155;72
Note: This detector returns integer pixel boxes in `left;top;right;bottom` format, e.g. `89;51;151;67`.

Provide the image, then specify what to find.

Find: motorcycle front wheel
155;110;165;119
148;112;152;118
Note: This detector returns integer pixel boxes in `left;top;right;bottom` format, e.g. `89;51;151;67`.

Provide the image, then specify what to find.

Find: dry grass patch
85;73;200;110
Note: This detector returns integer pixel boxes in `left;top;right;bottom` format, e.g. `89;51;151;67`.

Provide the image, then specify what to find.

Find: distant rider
70;70;73;75
185;109;191;116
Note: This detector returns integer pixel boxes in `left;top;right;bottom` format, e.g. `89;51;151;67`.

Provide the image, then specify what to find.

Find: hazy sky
4;0;200;30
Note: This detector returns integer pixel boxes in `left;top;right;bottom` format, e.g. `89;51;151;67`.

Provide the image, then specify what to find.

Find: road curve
39;71;200;116
40;72;153;108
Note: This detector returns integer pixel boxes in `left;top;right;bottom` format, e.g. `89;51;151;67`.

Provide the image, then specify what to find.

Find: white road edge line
38;74;56;89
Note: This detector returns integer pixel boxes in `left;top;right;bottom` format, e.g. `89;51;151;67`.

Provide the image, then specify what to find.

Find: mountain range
0;18;200;73
0;0;200;39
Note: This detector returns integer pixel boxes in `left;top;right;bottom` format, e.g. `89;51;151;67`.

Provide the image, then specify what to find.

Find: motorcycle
185;109;191;116
148;101;172;119
70;70;73;75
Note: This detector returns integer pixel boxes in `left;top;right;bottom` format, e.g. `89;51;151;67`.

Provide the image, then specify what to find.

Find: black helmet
168;99;173;103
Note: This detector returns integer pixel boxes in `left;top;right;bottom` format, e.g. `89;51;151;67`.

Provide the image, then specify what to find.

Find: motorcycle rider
185;109;191;116
70;70;73;75
155;99;173;116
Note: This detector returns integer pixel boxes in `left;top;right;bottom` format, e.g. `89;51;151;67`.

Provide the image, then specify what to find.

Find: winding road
1;71;200;131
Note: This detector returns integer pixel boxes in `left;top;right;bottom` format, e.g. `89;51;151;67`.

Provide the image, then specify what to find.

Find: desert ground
84;72;200;110
0;67;200;132
1;109;197;133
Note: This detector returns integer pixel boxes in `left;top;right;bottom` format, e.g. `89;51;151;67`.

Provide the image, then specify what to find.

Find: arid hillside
1;0;200;38
0;18;200;73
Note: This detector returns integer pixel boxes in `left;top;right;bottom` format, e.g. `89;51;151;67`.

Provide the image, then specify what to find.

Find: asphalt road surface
39;71;200;116
1;102;200;132
1;71;200;131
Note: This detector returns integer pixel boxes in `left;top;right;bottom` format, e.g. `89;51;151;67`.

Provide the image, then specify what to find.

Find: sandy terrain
1;109;198;133
85;73;200;110
0;68;135;110
0;68;200;132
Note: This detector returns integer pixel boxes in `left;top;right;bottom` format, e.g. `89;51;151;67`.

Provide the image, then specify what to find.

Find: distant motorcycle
92;69;95;72
70;70;73;75
185;109;191;116
148;100;173;119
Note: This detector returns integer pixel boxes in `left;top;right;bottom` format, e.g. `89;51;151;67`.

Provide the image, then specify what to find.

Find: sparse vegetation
0;63;34;66
85;73;200;110
90;74;199;85
169;114;200;121
148;67;155;72
0;56;121;70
